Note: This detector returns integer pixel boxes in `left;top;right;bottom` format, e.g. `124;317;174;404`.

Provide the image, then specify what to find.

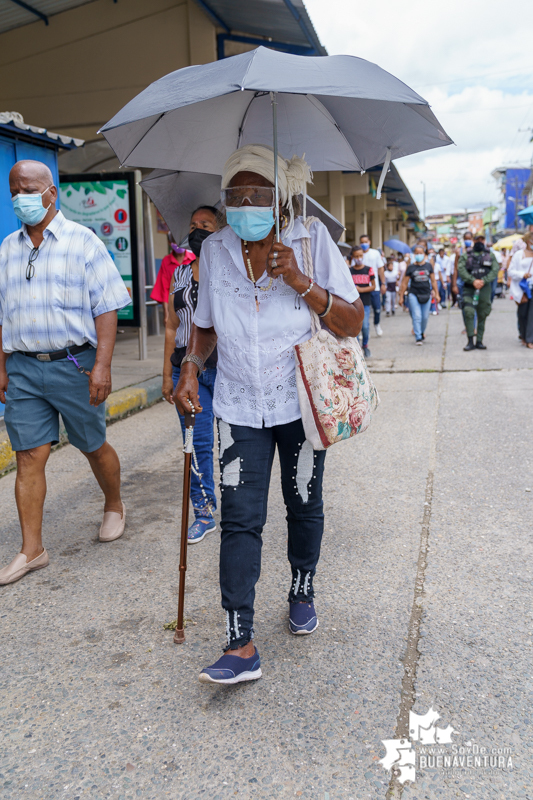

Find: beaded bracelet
300;278;314;298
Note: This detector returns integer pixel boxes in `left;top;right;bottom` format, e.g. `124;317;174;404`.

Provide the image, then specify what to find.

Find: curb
0;375;163;477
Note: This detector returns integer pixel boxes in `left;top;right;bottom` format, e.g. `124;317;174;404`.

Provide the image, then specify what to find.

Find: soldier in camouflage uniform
457;233;499;351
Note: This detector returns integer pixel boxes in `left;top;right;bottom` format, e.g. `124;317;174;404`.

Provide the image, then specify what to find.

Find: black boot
475;340;487;349
463;337;475;351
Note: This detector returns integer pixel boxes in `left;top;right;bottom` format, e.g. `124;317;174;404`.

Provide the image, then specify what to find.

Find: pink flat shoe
0;549;49;585
99;503;126;542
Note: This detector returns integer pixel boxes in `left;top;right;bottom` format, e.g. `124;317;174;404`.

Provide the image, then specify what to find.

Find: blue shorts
4;348;106;453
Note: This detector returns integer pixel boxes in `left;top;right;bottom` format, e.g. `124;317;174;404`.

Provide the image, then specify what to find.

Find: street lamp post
420;181;426;221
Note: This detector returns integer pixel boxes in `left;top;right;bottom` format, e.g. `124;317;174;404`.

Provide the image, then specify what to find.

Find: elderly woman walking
174;144;363;684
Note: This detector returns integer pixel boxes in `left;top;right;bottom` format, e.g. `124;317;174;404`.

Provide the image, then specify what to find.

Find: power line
414;64;533;88
443;100;533;114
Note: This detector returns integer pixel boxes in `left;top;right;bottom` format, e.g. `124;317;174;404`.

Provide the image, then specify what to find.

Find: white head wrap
221;144;313;237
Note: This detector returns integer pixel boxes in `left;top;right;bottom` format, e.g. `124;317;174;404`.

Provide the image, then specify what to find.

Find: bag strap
301;216;321;336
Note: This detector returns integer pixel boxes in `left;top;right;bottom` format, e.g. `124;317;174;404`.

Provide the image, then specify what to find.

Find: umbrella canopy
100;46;452;178
518;206;533;226
493;233;523;251
383;238;412;254
140;169;345;245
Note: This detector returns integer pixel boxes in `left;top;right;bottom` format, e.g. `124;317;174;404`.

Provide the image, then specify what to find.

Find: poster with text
59;176;137;322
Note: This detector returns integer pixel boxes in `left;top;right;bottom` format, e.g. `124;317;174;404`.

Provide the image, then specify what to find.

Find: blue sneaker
289;601;319;635
198;647;262;685
188;515;216;543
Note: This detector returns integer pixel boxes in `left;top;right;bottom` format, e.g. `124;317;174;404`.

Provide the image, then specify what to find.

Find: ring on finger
271;258;277;268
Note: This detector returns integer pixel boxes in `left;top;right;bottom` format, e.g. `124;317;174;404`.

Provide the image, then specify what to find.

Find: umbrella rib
120;113;165;167
237;92;265;149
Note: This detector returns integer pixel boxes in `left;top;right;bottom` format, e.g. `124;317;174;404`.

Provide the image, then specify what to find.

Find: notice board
59;172;140;326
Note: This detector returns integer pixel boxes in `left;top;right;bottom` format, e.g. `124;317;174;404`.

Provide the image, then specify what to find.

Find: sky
305;0;533;217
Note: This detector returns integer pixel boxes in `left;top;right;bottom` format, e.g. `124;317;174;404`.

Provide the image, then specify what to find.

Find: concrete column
354;195;367;241
371;209;383;250
328;172;345;241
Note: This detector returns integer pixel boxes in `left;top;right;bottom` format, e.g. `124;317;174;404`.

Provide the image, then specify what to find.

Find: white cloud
305;0;533;214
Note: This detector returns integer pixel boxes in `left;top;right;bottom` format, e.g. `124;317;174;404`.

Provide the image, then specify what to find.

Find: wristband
181;354;205;374
300;279;314;298
318;290;333;318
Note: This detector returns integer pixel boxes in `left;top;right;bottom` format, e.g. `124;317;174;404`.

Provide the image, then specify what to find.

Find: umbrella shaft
271;92;280;241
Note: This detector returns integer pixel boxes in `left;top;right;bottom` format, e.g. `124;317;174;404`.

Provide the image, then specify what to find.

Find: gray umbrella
139;169;345;245
101;46;452;236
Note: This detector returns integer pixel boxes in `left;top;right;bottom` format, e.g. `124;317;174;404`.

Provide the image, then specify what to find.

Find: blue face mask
226;207;275;241
414;253;425;263
361;242;370;251
12;186;52;226
465;240;473;248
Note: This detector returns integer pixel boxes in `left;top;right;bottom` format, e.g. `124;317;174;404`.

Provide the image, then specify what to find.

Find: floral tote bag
294;219;380;450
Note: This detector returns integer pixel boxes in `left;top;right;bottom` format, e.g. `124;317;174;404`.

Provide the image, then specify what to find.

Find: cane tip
173;628;185;644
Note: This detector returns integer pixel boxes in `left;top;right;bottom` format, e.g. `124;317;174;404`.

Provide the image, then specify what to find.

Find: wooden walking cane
174;406;195;644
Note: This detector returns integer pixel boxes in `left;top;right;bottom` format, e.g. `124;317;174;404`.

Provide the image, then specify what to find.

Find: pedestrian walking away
162;205;224;542
446;247;456;304
349;245;375;357
384;256;399;316
360;234;385;336
435;248;449;309
0;160;131;585
457;233;499;351
508;229;533;348
174;144;364;685
398;245;440;344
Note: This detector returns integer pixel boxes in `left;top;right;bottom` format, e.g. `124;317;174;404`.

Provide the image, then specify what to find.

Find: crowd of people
344;226;533;352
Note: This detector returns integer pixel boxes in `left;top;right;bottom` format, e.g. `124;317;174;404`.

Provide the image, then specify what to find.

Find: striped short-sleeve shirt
0;211;132;353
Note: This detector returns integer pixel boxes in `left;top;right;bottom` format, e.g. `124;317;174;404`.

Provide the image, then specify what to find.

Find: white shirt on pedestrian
435;256;448;282
194;217;359;429
445;255;455;278
508;250;533;304
384;263;399;285
362;248;384;290
0;211;131;353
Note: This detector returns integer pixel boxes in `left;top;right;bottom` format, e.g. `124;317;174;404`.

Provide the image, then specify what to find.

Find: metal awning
367;162;421;223
0;112;83;149
0;0;98;34
194;0;327;58
0;0;327;56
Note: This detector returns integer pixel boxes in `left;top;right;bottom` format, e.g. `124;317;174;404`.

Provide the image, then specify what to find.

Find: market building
0;0;422;341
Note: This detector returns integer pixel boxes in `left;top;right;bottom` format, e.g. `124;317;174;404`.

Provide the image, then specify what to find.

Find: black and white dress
170;263;217;369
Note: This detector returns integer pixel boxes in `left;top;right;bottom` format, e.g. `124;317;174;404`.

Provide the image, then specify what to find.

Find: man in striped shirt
0;160;132;585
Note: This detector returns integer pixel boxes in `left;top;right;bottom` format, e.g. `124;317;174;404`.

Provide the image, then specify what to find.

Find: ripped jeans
217;418;326;650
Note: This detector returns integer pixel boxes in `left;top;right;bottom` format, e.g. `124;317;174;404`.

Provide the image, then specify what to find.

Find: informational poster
59;172;140;325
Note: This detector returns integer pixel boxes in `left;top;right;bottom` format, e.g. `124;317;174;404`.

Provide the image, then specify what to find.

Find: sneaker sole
289;618;319;635
188;523;216;544
198;668;262;685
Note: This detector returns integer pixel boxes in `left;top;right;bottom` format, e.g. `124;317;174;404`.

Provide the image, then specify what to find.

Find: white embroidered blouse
194;217;359;429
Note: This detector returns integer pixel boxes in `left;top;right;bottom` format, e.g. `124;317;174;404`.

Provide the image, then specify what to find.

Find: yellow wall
0;0;216;142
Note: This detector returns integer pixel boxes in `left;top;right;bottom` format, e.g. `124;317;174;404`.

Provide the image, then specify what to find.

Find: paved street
1;300;531;800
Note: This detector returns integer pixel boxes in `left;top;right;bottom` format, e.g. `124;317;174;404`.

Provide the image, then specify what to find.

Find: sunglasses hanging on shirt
26;246;39;280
